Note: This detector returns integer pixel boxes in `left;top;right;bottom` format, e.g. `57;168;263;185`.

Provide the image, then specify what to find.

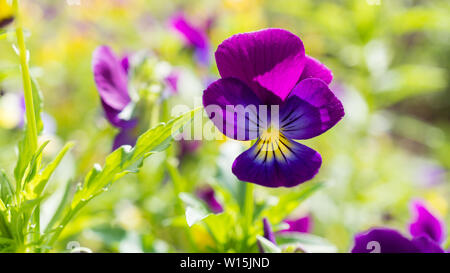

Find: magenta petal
408;201;446;244
215;28;306;102
92;46;130;111
232;136;322;187
411;236;445;253
299;55;333;84
351;228;419;253
203;78;263;140
280;78;344;140
280;215;312;233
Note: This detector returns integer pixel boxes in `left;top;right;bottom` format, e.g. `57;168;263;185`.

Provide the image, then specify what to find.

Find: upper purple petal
280;215;312;233
411;236;445;253
232;135;322;187
215;28;306;102
408;201;446;244
203;78;263;140
351;228;419;253
280;78;344;140
92;46;131;111
299;55;333;84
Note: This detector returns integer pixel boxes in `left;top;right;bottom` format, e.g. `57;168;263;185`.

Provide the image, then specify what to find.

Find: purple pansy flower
196;186;223;214
92;45;138;150
202;29;344;188
279;214;312;234
352;201;447;253
170;13;210;66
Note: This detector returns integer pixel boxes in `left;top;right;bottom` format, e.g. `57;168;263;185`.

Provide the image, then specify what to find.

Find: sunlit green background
0;0;448;252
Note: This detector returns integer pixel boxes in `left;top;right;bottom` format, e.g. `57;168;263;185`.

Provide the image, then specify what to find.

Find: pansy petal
92;46;131;111
120;56;130;74
170;13;209;50
299;55;333;84
101;100;138;129
411;236;445;253
203;78;263;140
280;215;312;233
215;28;306;102
112;128;137;151
408;201;446;244
351;228;418;253
196;186;223;214
232;135;322;187
263;218;276;244
280;78;344;140
258;218;277;253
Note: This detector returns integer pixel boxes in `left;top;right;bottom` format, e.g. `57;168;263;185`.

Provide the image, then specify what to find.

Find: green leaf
0;170;14;205
22;140;49;188
277;233;337;253
44;108;201;248
256;235;281;253
26;142;74;197
179;193;211;227
73;107;201;207
263;182;324;223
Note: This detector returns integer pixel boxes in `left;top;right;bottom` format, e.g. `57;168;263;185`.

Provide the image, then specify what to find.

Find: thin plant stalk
13;0;38;153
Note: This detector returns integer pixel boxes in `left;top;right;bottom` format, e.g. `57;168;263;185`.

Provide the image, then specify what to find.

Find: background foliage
0;0;448;252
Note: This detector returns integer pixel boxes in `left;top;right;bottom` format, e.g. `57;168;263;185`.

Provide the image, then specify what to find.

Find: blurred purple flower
92;45;138;150
258;218;277;253
178;139;201;160
279;214;313;234
165;71;179;94
196;186;223;214
203;28;344;188
170;13;210;66
0;17;13;28
408;200;446;244
352;201;447;253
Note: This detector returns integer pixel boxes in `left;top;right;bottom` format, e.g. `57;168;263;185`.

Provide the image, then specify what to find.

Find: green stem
13;0;38;153
150;101;160;129
242;182;254;250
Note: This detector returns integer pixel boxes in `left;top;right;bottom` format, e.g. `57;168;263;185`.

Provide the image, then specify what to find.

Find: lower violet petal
232;134;321;187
